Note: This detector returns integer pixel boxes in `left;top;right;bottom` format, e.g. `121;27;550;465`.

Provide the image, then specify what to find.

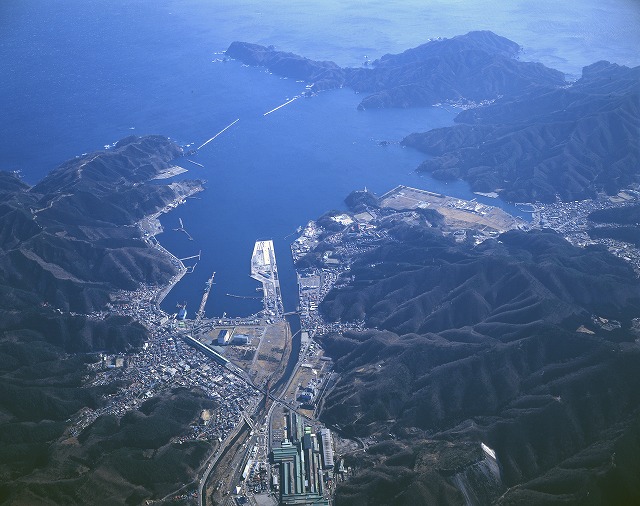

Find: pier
226;293;262;300
263;96;299;116
179;250;201;262
250;240;285;318
185;159;205;168
173;217;194;241
197;118;240;150
196;272;216;322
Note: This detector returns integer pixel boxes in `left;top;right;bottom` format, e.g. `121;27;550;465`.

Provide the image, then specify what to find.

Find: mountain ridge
315;225;640;505
226;31;565;110
403;61;640;202
228;33;638;203
0;136;199;315
0;137;215;504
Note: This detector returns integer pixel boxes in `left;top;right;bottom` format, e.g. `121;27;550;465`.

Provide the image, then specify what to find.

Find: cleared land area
380;185;521;233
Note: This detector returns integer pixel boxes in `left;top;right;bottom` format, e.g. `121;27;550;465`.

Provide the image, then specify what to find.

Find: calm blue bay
1;0;639;317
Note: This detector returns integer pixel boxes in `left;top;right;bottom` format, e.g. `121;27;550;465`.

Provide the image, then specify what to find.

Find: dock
185;159;205;168
226;293;262;300
173;217;194;241
196;272;216;322
250;240;284;318
179;250;201;262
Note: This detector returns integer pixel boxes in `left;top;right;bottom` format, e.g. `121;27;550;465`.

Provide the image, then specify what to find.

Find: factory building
183;335;229;366
217;329;232;345
232;334;251;345
297;392;313;403
216;330;251;346
319;428;334;469
271;412;331;505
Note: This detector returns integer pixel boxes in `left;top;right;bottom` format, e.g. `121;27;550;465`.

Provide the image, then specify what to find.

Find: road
198;329;316;506
198;419;250;506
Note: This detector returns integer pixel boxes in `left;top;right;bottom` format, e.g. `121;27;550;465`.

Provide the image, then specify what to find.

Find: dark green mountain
317;225;640;505
0;137;211;504
403;61;640;202
226;31;565;110
0;136;201;315
228;32;639;204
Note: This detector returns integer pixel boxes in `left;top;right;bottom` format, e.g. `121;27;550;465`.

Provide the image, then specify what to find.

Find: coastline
136;180;204;308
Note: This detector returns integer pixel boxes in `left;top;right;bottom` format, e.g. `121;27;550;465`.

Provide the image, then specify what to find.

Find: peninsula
0;136;212;504
226;31;565;110
228;32;639;203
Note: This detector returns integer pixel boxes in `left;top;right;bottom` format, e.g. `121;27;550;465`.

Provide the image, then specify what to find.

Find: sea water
1;0;639;317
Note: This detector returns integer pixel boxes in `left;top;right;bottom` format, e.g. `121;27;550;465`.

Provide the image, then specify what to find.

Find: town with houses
66;182;640;506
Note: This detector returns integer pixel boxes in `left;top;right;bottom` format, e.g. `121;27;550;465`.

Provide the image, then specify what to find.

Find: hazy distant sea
1;0;639;316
